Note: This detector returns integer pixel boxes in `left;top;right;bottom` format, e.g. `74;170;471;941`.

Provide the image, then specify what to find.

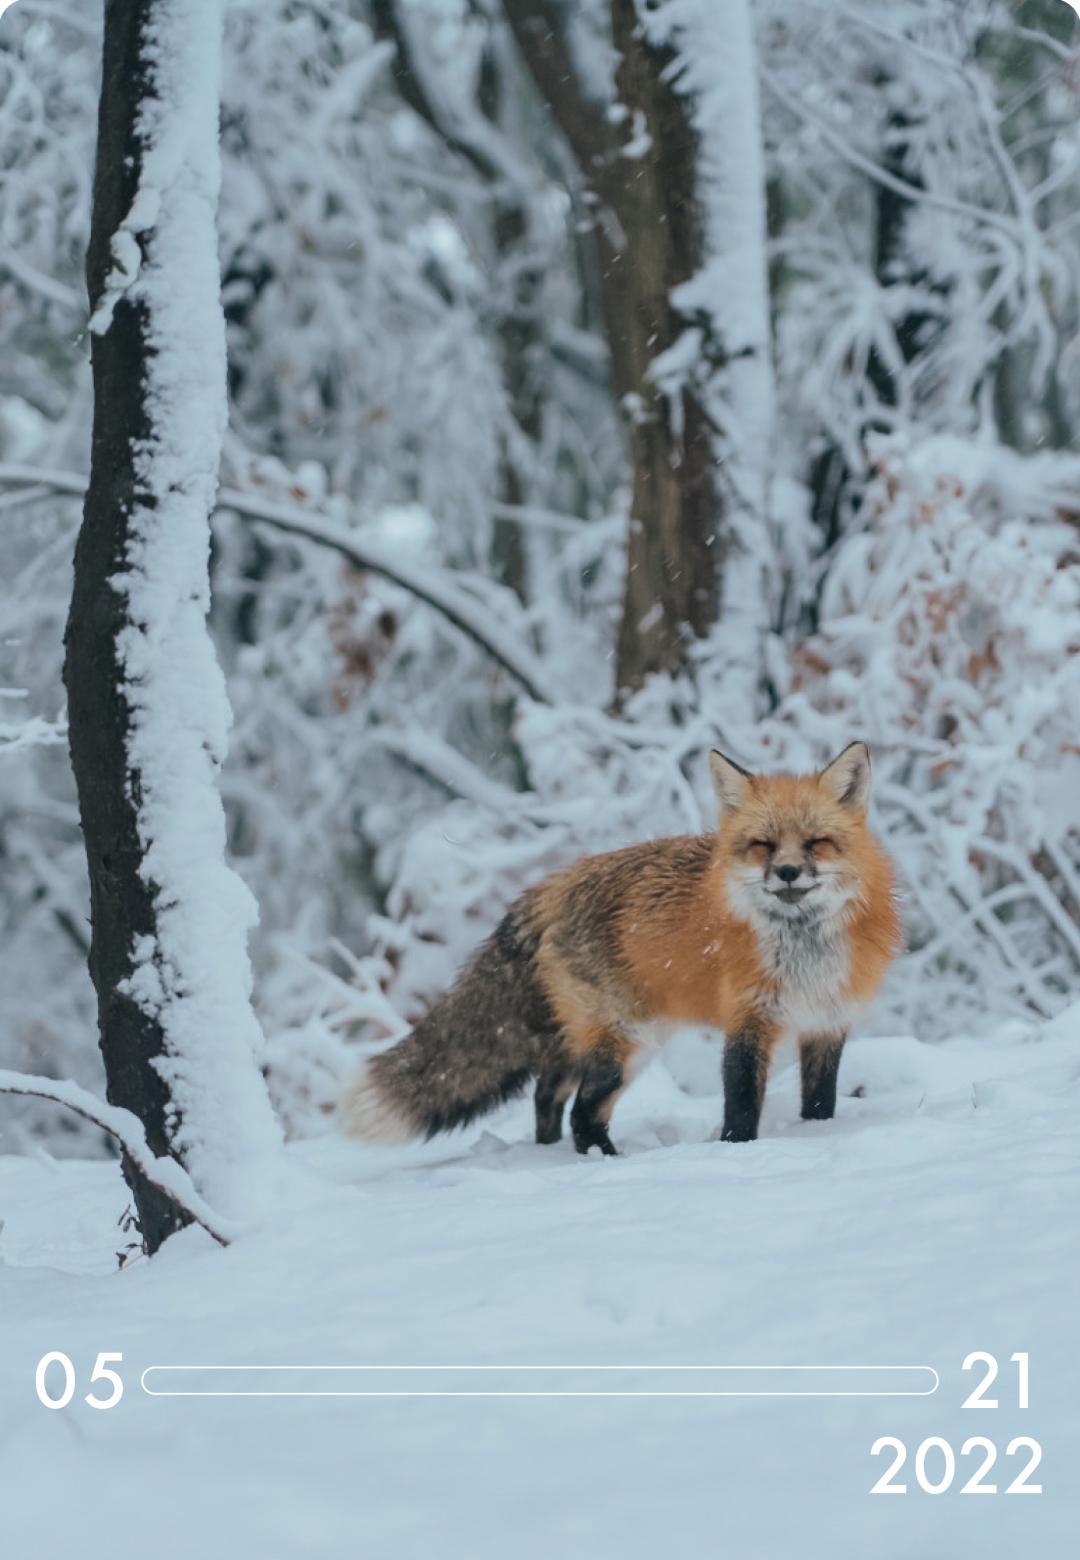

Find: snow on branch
372;0;525;190
759;63;1020;241
0;462;88;498
0;711;67;757
0;1069;238;1246
370;727;525;812
0;464;557;703
0;247;84;311
226;489;558;703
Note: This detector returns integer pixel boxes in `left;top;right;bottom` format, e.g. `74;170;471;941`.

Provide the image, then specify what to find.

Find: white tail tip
338;1060;416;1144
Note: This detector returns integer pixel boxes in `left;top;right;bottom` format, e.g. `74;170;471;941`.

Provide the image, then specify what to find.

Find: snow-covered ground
2;1019;1077;1558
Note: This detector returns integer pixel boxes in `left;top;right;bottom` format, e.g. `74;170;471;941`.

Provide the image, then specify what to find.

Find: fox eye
806;837;838;852
747;839;776;853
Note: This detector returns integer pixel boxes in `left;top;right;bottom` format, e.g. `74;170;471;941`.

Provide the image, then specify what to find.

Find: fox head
709;743;874;925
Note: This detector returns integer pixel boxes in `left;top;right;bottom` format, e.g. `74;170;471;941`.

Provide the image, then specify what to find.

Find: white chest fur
754;912;855;1037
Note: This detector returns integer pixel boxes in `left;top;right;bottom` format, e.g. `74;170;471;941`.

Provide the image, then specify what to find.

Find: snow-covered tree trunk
630;0;775;710
64;0;281;1253
505;0;774;697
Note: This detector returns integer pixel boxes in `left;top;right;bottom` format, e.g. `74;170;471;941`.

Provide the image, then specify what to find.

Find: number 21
961;1352;1029;1410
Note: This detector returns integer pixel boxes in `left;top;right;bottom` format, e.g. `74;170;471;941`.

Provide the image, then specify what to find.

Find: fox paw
573;1126;619;1157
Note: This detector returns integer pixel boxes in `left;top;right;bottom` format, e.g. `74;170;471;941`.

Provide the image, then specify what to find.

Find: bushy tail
339;909;558;1143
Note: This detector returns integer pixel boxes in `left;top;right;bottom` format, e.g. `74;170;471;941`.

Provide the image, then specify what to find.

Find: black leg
718;1027;774;1143
534;1068;573;1145
570;1057;623;1156
799;1033;846;1121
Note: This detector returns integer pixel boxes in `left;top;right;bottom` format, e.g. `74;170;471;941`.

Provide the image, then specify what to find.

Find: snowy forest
1;2;1079;1554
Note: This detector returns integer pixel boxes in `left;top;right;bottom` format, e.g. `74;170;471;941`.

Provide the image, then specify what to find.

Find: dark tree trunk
64;0;190;1255
503;0;721;695
605;1;716;693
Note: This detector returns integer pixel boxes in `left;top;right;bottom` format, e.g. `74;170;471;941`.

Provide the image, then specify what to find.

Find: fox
340;742;900;1155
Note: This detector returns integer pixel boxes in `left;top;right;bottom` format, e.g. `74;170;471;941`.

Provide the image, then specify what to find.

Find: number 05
34;1351;124;1411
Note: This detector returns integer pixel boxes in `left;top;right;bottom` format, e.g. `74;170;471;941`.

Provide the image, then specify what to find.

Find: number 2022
870;1353;1042;1496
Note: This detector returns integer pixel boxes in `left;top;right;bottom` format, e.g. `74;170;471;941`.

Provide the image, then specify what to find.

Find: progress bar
141;1365;939;1398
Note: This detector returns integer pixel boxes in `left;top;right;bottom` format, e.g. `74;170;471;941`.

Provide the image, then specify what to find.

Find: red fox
340;743;900;1154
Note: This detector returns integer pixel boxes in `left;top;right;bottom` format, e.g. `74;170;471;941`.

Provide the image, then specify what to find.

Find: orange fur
341;743;902;1153
528;745;900;1141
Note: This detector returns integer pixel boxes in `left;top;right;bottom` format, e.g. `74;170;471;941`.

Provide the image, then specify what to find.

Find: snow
2;1016;1078;1556
98;0;283;1211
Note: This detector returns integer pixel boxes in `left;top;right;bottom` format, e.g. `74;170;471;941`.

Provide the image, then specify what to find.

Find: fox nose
775;864;802;884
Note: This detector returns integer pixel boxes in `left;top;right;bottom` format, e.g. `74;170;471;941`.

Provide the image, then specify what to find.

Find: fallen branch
0;1069;238;1247
0;464;556;704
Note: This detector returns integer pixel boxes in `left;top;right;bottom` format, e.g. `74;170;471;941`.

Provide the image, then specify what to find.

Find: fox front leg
568;1027;637;1156
798;1033;847;1121
717;1020;779;1143
570;1061;621;1155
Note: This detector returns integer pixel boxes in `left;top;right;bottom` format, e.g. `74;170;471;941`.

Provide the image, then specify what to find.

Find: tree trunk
66;0;185;1253
502;0;773;698
604;1;718;693
65;0;280;1254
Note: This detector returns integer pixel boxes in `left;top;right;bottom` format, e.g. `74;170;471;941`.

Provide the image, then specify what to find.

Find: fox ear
709;750;752;814
819;742;871;811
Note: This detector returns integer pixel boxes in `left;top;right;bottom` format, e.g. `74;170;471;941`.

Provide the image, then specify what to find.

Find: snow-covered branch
227;490;557;704
0;463;88;498
0;248;83;310
759;63;1019;240
370;727;525;812
372;0;523;190
0;1070;237;1246
0;465;555;702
